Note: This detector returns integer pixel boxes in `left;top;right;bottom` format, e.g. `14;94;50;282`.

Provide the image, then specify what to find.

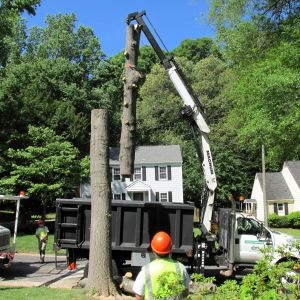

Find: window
134;168;142;180
237;217;261;235
159;166;167;180
160;193;168;202
277;203;285;216
113;194;121;200
113;168;120;181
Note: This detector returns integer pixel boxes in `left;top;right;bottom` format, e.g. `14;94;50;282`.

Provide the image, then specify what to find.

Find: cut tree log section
119;24;141;177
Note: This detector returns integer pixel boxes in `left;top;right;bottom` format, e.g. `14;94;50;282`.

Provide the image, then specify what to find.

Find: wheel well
275;256;299;264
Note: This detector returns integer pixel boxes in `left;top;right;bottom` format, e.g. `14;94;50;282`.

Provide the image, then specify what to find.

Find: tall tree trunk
86;109;117;296
119;24;141;177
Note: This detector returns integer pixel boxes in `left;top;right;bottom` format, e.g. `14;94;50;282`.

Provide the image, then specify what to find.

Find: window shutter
156;192;159;202
122;193;126;200
167;165;172;180
273;204;278;215
142;166;146;181
284;203;289;215
155;166;158;181
168;191;172;202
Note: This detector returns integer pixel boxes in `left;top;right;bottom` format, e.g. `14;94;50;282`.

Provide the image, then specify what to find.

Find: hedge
268;211;300;228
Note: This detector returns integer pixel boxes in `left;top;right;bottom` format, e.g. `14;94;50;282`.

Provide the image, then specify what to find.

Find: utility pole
262;145;268;225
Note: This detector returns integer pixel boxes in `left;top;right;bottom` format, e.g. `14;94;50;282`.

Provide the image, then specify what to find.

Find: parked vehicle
0;195;25;268
54;11;299;276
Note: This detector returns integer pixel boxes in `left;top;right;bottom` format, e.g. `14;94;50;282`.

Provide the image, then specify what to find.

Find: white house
250;161;300;221
81;145;184;203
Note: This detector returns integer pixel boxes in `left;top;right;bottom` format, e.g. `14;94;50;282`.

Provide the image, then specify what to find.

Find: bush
268;213;281;228
268;214;290;228
288;212;300;229
278;215;290;228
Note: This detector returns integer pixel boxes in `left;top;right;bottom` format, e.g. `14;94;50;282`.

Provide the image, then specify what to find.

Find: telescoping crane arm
127;11;217;234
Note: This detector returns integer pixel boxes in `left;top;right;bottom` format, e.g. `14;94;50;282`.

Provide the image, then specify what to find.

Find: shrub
268;213;281;228
154;271;186;299
268;214;291;228
278;215;290;228
213;280;240;300
288;212;300;229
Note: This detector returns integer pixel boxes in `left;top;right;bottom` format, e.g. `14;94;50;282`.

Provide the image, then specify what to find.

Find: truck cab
234;213;298;265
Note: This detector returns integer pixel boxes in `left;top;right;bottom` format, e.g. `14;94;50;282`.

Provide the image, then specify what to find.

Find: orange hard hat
151;231;172;254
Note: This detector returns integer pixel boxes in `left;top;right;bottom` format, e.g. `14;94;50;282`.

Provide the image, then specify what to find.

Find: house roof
126;180;152;191
109;145;182;165
284;161;300;188
256;173;293;200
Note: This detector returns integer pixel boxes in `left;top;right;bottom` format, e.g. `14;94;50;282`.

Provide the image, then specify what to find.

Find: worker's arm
133;270;145;300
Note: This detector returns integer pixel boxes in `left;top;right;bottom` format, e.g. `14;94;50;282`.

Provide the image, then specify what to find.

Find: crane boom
127;11;217;233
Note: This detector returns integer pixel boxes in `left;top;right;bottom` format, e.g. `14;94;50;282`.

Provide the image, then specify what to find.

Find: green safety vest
143;257;185;300
36;227;48;239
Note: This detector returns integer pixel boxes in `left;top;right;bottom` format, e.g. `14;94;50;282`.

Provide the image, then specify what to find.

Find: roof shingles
109;145;182;165
257;173;293;200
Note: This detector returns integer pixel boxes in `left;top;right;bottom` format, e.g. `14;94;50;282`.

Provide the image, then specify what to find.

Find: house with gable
80;145;184;203
250;161;300;221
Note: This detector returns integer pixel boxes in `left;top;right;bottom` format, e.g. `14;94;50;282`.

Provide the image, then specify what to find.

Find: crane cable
144;14;169;54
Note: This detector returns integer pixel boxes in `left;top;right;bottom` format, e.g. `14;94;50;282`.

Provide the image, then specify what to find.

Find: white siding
251;162;300;221
136;163;183;202
282;164;300;212
85;162;184;203
251;175;265;221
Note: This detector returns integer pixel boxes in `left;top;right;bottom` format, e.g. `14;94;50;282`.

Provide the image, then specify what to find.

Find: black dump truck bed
55;199;194;256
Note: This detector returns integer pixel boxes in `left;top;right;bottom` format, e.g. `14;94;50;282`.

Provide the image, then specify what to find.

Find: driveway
0;253;87;288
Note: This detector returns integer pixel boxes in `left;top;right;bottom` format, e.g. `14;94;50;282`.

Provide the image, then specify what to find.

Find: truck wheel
83;259;120;280
281;269;299;286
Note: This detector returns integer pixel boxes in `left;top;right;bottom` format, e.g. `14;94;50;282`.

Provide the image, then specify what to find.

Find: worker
133;231;190;299
35;219;49;263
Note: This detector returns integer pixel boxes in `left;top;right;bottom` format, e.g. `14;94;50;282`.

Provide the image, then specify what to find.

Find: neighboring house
80;145;184;203
250;161;300;221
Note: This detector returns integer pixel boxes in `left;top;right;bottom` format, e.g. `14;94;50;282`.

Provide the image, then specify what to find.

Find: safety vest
36;227;48;239
143;257;185;300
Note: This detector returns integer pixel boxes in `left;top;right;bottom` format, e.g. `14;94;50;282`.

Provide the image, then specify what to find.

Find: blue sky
23;0;215;57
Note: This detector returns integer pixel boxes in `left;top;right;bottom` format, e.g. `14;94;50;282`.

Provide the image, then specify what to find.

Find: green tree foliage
1;0;41;15
0;14;108;163
172;37;221;63
0;0;40;67
0;14;123;214
137;54;232;202
225;37;299;168
209;0;299;177
0;126;80;215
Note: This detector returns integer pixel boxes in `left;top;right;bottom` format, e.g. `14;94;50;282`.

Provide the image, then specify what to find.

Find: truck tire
83;259;120;281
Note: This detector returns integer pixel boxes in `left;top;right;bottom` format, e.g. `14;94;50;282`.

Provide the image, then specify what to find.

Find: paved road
0;253;87;288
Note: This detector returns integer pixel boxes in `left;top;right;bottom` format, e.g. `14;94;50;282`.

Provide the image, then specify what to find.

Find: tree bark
119;24;141;177
86;109;117;296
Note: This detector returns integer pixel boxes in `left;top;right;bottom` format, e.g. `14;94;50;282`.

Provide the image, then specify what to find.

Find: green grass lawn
0;286;91;300
274;228;300;239
14;234;65;255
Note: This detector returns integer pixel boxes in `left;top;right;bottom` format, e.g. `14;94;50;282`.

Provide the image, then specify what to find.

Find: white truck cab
234;214;299;264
